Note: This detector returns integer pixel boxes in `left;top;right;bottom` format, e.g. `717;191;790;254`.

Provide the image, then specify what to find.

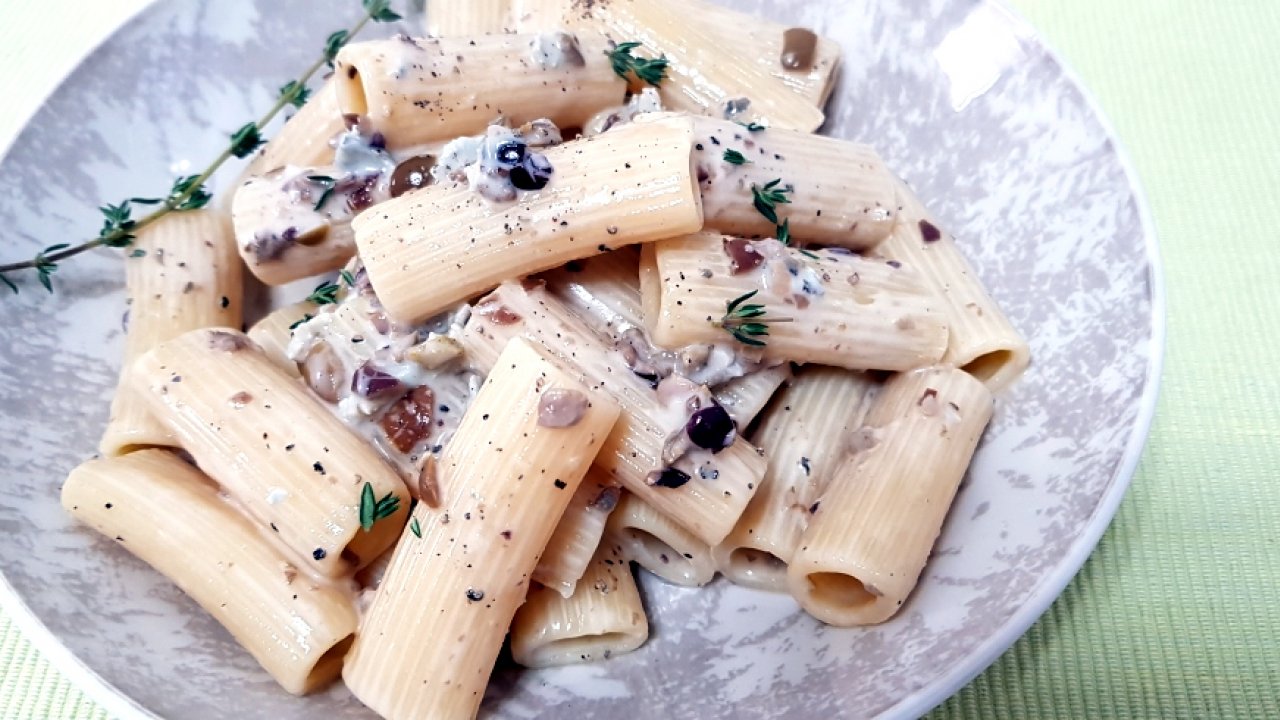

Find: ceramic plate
0;0;1162;717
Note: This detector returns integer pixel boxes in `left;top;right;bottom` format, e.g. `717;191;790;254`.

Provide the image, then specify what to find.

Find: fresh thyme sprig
306;280;343;305
0;0;402;295
736;120;767;132
719;290;793;347
359;481;401;531
288;313;315;331
723;149;750;166
607;41;669;86
750;178;793;224
776;218;791;245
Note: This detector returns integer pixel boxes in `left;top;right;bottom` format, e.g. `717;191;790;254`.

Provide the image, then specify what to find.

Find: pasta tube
100;210;242;456
608;492;716;587
247;300;318;378
334;34;625;150
245;78;343;176
712;363;791;426
876;180;1031;391
62;450;356;695
356;115;703;323
577;0;825;131
231;166;365;286
714;367;875;592
342;338;620;720
640;233;949;371
424;0;516;35
461;281;767;546
511;541;648;667
788;366;993;626
534;469;622;597
131;328;409;577
678;0;841;108
692;116;898;249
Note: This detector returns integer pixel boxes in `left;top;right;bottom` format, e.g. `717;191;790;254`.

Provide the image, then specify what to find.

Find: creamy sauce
431;121;561;203
584;88;664;136
287;267;481;483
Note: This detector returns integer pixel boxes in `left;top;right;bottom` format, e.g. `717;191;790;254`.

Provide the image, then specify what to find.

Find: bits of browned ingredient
380;385;435;453
302;344;344;403
417;455;442;509
390;154;436;198
537;388;589;428
207;330;251;352
723;238;764;275
780;28;818;71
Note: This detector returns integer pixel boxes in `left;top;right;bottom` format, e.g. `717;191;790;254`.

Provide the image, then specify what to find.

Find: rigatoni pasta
460;281;766;546
334;34;625;150
131;328;409;577
246;300;319;378
876;180;1031;391
574;0;825;131
341;338;620;720
355;115;703;323
692;116;899;249
62;450;356;695
533;469;623;597
608;492;717;587
788;366;993;625
640;233;949;372
66;2;1035;712
100;209;242;456
512;541;648;667
714;367;875;592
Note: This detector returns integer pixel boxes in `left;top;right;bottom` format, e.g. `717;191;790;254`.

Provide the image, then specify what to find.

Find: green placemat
3;1;1279;718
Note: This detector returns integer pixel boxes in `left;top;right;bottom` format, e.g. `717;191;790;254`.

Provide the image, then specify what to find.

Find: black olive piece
653;468;691;489
494;140;527;167
686;404;736;453
511;152;554;191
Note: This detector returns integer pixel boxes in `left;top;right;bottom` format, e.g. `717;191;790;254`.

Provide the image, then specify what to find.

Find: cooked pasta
99;209;242;456
62;450;356;695
65;2;1031;713
341;338;620;720
788;366;994;625
511;540;648;667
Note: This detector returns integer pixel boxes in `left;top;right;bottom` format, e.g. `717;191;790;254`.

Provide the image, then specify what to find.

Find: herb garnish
306;280;342;305
359;481;401;531
0;0;402;294
736;121;767;132
339;269;357;287
719;290;793;347
723;149;750;165
288;313;315;330
776;218;791;245
309;175;338;211
750;179;793;224
409;517;422;538
607;42;669;86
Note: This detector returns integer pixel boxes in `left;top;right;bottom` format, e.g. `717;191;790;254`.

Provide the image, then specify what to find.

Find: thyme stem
0;9;381;288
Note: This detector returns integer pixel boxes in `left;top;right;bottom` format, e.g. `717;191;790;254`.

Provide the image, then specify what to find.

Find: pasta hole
302;634;353;693
337;64;370;116
806;572;878;608
729;548;787;580
625;529;692;573
962;350;1012;381
340;548;361;568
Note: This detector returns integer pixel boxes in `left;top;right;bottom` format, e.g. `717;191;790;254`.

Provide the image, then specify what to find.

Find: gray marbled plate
0;0;1162;718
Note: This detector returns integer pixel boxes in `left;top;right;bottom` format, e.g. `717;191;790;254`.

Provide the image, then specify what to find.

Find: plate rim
883;1;1167;716
0;0;1167;718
